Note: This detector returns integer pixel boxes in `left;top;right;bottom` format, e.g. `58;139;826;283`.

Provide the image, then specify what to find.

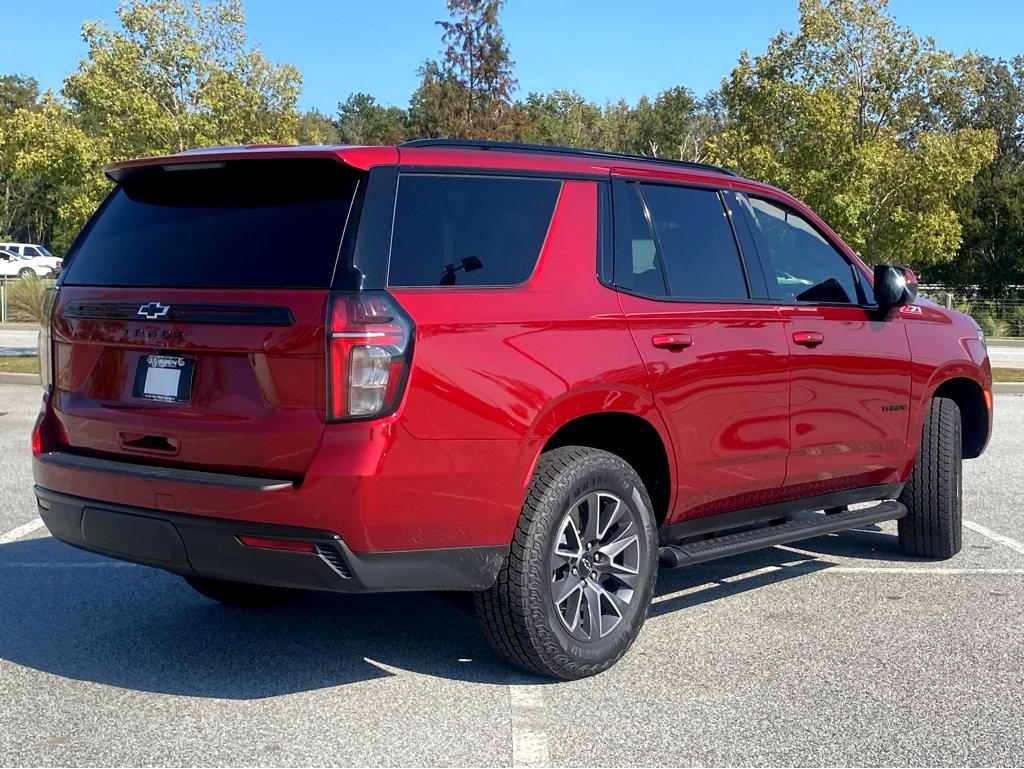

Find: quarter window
748;197;861;304
388;175;561;287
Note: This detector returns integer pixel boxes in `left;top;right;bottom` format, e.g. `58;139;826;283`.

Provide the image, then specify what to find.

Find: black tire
898;396;963;559
475;446;658;679
17;267;35;278
183;575;300;607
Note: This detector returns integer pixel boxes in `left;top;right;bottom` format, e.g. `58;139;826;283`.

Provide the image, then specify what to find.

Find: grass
991;367;1024;383
0;356;39;375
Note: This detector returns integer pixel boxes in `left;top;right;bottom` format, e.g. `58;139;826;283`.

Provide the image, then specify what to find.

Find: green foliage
708;0;995;272
0;74;39;116
337;94;409;145
933;57;1024;295
409;0;518;139
63;0;302;158
0;0;1021;299
1;98;109;251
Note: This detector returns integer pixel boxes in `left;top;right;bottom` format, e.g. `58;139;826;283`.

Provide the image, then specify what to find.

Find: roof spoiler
103;145;399;183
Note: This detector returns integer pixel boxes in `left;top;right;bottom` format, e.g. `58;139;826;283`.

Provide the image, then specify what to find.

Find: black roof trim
399;138;738;177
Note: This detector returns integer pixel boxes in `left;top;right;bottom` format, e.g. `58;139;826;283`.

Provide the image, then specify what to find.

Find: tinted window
62;160;358;288
748;197;860;304
388;175;560;287
640;184;749;300
23;247;39;256
613;182;666;296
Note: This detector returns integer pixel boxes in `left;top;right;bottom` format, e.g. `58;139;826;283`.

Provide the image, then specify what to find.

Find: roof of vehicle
102;139;785;198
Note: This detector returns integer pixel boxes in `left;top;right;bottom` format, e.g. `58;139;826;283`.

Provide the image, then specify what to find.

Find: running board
658;500;907;569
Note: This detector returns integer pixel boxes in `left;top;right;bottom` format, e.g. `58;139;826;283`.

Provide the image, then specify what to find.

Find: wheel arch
929;376;990;459
539;410;673;527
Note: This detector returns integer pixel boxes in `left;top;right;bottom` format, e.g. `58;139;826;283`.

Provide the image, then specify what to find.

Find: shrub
2;275;54;322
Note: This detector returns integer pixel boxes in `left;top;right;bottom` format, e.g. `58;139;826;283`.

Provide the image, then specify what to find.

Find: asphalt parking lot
1;383;1023;767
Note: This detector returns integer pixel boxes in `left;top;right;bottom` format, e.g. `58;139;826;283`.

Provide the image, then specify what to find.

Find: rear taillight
37;286;58;390
327;292;413;421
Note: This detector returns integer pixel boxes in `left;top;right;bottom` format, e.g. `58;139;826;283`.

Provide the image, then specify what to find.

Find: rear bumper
35;486;505;593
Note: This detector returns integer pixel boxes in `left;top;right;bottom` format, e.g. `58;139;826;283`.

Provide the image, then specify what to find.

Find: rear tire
898;397;963;559
183;575;299;607
475;446;658;679
17;267;34;278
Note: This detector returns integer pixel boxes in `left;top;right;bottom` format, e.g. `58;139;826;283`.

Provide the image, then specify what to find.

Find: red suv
31;140;992;678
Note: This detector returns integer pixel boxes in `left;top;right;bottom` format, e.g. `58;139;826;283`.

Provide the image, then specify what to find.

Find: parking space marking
509;675;549;768
0;517;44;545
964;520;1024;557
653;563;1024;602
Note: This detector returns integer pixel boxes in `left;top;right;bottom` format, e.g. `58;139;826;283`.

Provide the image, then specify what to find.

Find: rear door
50;158;363;478
740;194;912;494
611;178;791;522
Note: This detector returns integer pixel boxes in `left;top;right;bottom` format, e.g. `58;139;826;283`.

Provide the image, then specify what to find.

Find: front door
742;194;912;495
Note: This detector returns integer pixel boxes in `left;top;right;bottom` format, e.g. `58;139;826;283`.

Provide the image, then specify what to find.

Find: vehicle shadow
0;524;911;697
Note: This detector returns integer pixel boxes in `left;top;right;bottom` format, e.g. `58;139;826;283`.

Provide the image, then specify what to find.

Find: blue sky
1;0;1022;114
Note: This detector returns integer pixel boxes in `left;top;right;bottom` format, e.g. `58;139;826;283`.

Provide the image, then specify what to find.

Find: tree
0;74;39;117
410;0;518;138
336;93;409;145
708;0;994;273
934;56;1024;294
63;0;302;159
517;90;602;148
0;98;108;250
295;108;339;145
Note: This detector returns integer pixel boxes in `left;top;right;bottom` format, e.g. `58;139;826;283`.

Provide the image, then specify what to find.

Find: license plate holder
133;354;194;403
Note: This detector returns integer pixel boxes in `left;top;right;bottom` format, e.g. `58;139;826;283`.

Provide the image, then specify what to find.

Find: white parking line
0;517;44;545
964;520;1024;557
509;675;549;768
653;563;1024;602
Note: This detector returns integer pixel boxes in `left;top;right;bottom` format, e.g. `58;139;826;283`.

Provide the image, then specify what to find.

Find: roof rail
398;138;737;176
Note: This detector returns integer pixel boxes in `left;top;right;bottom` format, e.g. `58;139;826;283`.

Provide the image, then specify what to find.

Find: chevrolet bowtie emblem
137;301;171;320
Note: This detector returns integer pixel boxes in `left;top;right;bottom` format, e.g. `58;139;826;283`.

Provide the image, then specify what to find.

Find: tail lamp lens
37;286;58;390
327;292;413;420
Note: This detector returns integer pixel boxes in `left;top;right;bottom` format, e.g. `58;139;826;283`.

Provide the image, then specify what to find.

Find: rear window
62;160;358;289
388;174;561;287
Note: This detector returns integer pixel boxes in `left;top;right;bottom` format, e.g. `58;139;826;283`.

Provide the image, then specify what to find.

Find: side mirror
873;263;918;315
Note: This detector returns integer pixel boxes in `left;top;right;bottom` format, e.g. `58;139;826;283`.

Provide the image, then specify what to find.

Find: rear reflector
237;535;317;553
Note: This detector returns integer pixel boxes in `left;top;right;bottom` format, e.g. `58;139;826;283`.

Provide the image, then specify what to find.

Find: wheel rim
549;490;642;642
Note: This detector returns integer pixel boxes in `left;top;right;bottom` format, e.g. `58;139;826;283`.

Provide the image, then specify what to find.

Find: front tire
183;575;300;607
475;446;658;679
898;397;963;559
17;267;35;278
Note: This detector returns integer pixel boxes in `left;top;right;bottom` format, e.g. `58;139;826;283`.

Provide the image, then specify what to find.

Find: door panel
620;295;791;522
780;305;912;493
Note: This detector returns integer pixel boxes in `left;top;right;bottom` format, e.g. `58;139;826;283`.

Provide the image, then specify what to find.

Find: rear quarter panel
380;180;670;547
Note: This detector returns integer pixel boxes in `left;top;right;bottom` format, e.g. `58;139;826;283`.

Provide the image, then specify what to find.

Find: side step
658;500;907;569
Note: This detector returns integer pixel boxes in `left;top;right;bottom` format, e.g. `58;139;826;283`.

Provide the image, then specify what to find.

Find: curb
989;338;1024;348
0;373;39;386
993;382;1024;395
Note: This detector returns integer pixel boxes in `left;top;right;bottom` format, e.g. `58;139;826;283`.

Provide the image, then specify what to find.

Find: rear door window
747;197;862;304
638;184;749;301
62;160;359;289
388;175;561;287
